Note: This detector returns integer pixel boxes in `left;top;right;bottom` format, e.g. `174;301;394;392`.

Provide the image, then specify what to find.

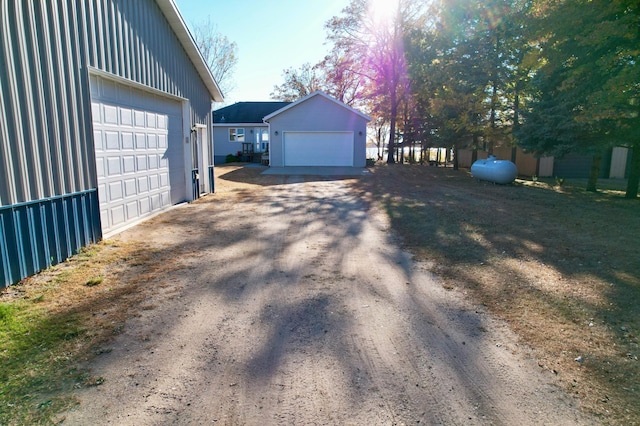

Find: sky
174;0;351;106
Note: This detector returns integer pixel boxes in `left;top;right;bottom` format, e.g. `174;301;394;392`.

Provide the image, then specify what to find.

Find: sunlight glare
368;0;400;24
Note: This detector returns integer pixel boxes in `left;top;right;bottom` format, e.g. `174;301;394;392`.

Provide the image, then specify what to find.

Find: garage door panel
120;108;133;126
108;182;124;201
105;132;119;150
134;110;145;127
136;156;147;171
107;157;121;175
104;105;118;124
151;194;161;210
149;175;160;190
124;179;137;197
110;205;126;226
96;156;105;178
122;133;134;149
158;115;167;130
284;132;354;167
138;177;149;193
92;76;185;234
123;156;135;173
149;155;159;169
126;201;139;219
135;133;146;149
139;197;151;214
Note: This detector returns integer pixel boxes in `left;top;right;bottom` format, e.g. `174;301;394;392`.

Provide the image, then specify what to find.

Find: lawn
358;163;639;424
0;241;152;425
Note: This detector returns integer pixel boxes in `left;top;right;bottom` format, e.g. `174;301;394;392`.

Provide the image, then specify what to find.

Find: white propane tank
470;155;518;184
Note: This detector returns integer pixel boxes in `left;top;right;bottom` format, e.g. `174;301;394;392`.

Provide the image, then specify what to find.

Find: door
283;131;354;166
91;75;185;234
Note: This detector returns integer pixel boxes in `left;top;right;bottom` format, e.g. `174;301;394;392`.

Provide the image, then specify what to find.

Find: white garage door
284;132;354;166
91;76;185;234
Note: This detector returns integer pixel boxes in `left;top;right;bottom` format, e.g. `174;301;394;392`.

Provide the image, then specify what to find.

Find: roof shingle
213;102;290;124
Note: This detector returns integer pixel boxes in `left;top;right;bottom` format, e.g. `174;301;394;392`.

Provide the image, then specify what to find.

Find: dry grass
357;163;639;424
0;238;191;424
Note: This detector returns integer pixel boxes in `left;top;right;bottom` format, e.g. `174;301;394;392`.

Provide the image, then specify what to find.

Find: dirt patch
45;164;600;425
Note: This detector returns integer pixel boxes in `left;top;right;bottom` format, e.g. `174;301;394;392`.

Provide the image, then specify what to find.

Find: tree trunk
488;31;500;156
586;152;602;192
387;117;396;164
625;145;640;199
472;134;479;164
453;146;459;171
512;82;520;164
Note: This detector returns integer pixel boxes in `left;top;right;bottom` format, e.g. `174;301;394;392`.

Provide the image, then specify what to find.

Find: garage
91;76;186;234
264;91;371;168
283;132;354;166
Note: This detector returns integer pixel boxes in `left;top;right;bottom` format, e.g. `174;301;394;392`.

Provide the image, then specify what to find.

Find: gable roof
213;102;291;124
263;91;372;122
155;0;224;102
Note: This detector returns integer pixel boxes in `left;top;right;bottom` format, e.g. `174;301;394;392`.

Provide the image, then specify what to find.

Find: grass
0;241;151;425
0;299;84;422
358;164;639;424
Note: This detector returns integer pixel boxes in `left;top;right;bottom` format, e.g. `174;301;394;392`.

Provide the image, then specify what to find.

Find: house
0;0;223;288
212;102;290;164
263;92;371;168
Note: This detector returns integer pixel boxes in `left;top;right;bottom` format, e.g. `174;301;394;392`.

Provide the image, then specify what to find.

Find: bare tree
191;17;238;97
270;63;325;101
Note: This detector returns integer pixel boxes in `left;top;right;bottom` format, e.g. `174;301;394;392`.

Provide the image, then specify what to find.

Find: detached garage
263;92;371;168
0;0;223;287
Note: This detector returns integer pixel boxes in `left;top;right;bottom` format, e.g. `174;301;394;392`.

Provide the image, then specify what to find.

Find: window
260;129;269;151
229;128;245;142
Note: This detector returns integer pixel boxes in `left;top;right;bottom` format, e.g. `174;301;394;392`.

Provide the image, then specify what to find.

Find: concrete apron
261;166;371;176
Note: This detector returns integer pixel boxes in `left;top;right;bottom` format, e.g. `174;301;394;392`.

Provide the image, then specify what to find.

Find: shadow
215;164;370;187
50;163;608;423
245;295;339;380
353;163;640;422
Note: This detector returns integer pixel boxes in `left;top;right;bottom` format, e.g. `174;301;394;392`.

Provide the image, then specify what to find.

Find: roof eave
263;91;371;122
212;123;269;127
155;0;224;103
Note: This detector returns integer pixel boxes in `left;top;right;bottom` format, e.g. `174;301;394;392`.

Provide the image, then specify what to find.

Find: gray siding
1;1;94;206
213;124;269;164
0;0;216;287
268;95;369;167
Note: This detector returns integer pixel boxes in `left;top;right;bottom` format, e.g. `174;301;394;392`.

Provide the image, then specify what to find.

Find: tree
317;51;366;107
270;63;325;101
517;0;640;196
402;0;546;172
191;17;238;97
325;0;429;164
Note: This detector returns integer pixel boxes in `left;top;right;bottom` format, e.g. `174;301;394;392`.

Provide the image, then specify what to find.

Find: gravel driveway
62;166;594;425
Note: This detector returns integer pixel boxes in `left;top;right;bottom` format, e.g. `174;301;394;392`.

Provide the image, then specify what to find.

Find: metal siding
0;190;101;288
1;0;215;287
1;0;213;205
553;151;613;179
